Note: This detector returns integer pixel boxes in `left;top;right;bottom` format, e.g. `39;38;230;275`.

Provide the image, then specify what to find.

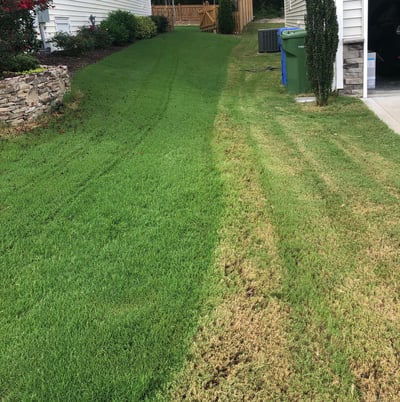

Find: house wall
342;0;364;96
284;0;306;28
39;0;151;41
343;0;363;39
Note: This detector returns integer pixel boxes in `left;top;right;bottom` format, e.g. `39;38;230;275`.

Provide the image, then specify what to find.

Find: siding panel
343;0;363;39
284;0;363;40
284;0;306;28
43;0;151;37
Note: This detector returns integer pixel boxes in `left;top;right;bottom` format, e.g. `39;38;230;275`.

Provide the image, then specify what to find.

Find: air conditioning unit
258;28;280;53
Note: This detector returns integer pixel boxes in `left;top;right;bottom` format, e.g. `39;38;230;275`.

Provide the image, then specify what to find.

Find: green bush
100;10;137;45
218;0;235;34
1;54;39;74
0;5;42;75
78;26;113;49
136;16;157;39
151;15;169;33
50;32;95;56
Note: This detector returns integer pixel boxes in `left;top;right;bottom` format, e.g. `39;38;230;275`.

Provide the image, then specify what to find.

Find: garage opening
368;0;400;92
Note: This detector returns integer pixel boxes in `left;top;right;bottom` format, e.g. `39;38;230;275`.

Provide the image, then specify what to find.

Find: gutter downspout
335;0;344;90
363;0;369;98
38;22;47;49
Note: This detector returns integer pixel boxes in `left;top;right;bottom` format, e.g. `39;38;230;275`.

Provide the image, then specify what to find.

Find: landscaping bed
36;46;128;76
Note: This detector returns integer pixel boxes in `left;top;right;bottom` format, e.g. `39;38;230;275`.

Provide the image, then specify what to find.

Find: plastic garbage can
277;27;299;85
281;29;311;94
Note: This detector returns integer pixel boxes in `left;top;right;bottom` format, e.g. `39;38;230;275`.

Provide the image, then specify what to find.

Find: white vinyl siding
284;0;306;28
285;0;363;40
343;0;363;40
43;0;151;37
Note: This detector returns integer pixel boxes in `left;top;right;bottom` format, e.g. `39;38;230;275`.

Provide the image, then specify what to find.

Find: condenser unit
258;28;280;53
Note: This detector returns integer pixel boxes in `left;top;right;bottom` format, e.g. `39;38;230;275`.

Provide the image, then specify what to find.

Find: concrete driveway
364;92;400;134
363;82;400;135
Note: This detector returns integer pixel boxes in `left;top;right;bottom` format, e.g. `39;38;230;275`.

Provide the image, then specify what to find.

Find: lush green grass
169;23;400;400
0;27;238;401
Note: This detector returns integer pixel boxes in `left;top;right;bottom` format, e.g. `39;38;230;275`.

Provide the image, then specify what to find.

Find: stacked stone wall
0;66;70;126
341;41;364;97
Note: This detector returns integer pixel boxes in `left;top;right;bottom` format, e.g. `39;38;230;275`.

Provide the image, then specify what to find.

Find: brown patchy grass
274;106;400;400
270;105;400;399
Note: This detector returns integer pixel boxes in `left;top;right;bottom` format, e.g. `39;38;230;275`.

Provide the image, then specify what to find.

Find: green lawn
2;22;400;401
0;28;238;401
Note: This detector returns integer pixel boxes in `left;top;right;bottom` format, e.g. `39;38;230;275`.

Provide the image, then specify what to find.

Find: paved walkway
363;91;400;135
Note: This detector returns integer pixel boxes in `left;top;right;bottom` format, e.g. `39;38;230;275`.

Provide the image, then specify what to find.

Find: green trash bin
281;29;311;94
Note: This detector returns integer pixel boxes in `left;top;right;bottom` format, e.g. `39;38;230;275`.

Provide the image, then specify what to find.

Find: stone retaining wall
341;41;364;97
0;66;70;126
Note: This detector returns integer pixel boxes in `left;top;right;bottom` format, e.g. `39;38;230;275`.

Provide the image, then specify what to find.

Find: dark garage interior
368;0;400;90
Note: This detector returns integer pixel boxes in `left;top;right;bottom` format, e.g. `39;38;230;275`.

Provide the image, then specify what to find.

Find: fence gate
199;3;217;32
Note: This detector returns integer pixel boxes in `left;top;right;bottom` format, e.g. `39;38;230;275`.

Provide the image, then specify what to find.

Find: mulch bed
36;46;128;76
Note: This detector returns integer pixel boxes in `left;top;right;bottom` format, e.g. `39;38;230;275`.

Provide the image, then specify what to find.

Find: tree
253;0;283;19
218;0;234;34
305;0;339;106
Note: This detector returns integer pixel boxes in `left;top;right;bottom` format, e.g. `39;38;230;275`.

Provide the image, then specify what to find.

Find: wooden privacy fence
151;6;175;30
152;0;253;34
152;4;203;25
235;0;253;33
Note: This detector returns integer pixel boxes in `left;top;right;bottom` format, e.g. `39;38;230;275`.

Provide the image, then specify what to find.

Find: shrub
151;15;169;33
10;54;39;71
50;31;95;56
218;0;235;34
136;16;157;39
1;54;39;74
78;26;113;49
100;10;137;45
305;0;339;106
0;0;48;74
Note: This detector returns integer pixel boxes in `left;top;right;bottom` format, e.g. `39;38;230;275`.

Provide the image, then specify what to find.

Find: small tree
218;0;234;35
305;0;339;106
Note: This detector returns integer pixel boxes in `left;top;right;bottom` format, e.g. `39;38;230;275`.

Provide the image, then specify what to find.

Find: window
55;17;70;33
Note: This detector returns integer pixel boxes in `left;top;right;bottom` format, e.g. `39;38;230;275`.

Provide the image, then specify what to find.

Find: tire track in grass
1;45;181;318
0;48;179;252
1;35;178;196
55;49;179;216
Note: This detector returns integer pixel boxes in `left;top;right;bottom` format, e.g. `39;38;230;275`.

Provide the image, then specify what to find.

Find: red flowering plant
0;0;52;75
